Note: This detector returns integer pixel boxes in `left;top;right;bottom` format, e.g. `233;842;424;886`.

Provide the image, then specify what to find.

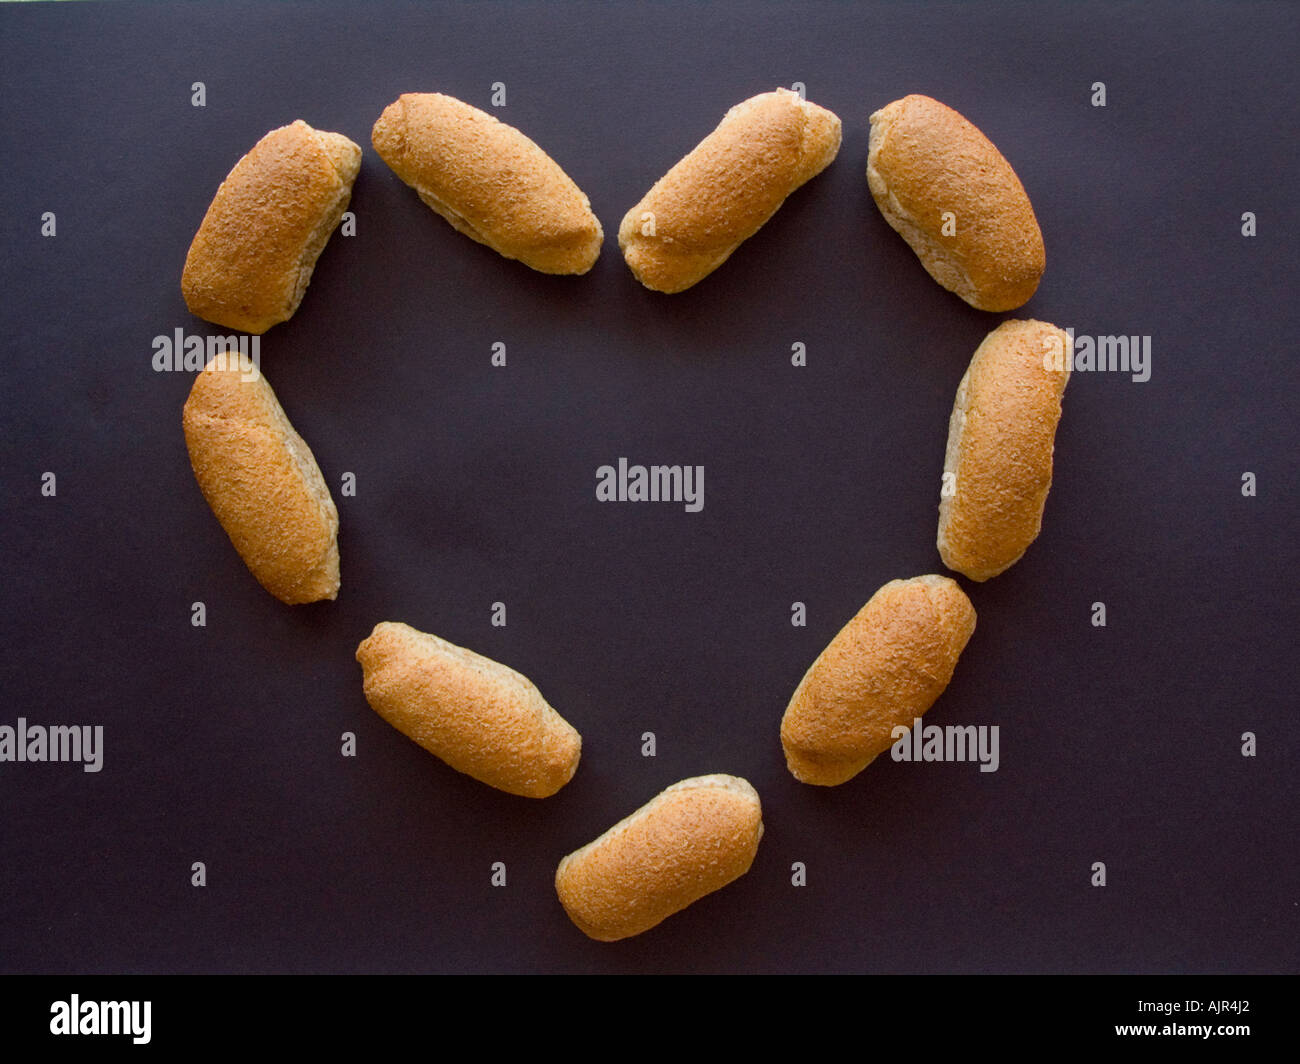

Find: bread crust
181;120;361;333
618;88;841;293
371;93;602;275
555;774;763;941
867;95;1043;312
355;621;581;798
780;575;976;786
938;319;1071;581
182;356;340;604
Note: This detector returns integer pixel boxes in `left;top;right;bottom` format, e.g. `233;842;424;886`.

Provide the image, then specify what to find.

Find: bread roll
371;93;602;275
618;88;841;293
939;319;1071;581
355;622;581;798
182;355;340;604
555;774;763;941
780;576;975;786
867;95;1044;311
181;120;361;333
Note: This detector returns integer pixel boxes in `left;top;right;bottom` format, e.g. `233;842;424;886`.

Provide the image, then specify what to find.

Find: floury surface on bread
181;120;361;333
867;94;1044;312
780;576;976;786
371;92;603;275
939;319;1071;581
555;774;763;941
618;88;842;293
355;621;581;798
182;355;340;604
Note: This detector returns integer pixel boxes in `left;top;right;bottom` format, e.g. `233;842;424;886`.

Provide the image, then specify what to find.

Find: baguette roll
618;88;841;293
182;355;340;604
355;622;581;798
555;774;763;941
867;95;1044;312
938;319;1071;581
371;93;602;275
780;576;976;786
181;120;361;333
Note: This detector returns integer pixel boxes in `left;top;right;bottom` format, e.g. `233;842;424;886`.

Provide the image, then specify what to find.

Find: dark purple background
1;0;1296;974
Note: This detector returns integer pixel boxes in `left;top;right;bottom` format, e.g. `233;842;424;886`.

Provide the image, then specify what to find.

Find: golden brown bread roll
780;575;976;786
182;355;340;604
555;774;763;941
181;120;361;333
618;88;841;293
938;318;1071;581
371;93;602;274
867;94;1044;311
355;621;581;798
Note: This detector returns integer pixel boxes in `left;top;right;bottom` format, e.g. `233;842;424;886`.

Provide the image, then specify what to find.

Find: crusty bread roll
182;355;340;604
181;120;361;333
371;93;602;275
355;621;581;798
780;576;976;786
555;774;763;941
618;88;841;293
939;319;1071;581
867;95;1044;312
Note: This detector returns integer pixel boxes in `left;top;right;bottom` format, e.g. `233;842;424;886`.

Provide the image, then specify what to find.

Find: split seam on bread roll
182;355;340;605
182;120;361;333
555;774;763;940
355;621;582;798
619;88;841;293
938;318;1071;581
372;92;603;275
780;575;976;786
867;94;1044;311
